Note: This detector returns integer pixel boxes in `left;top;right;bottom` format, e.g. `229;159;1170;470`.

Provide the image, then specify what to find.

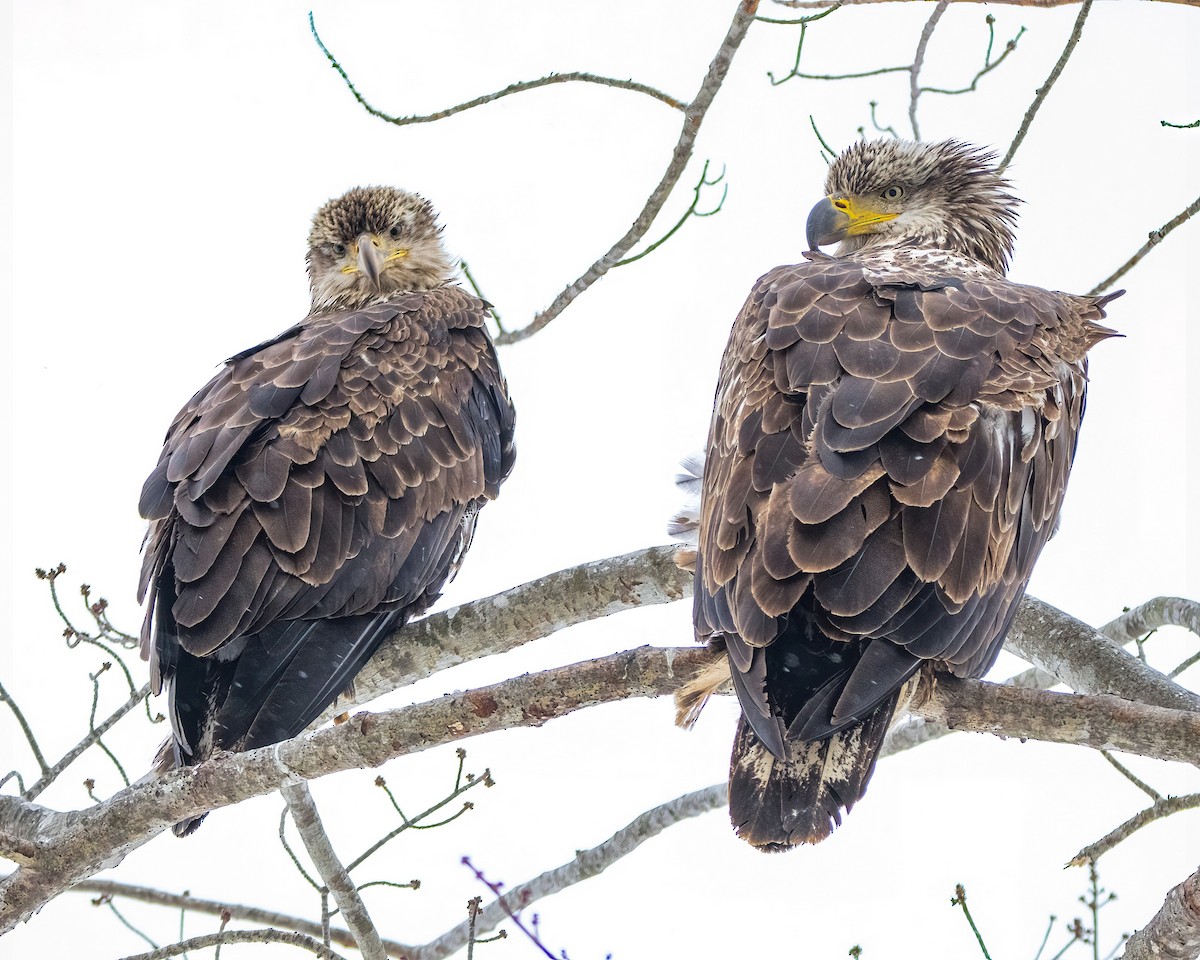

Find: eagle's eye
389;224;404;239
881;186;904;202
331;242;347;257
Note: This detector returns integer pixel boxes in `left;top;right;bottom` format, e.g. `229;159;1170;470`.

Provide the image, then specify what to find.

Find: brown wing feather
139;287;515;765
694;256;1118;848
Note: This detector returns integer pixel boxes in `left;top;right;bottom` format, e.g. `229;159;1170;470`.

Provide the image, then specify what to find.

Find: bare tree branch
4;639;1195;933
1122;867;1200;960
998;0;1093;172
1069;793;1200;867
411;784;729;959
1006;597;1200;712
908;0;950;139
320;545;691;721
309;13;685;120
73;880;416;958
22;684;151;802
912;676;1200;764
117;928;350;960
1087;195;1200;296
494;0;761;344
281;780;387;960
1102;597;1200;647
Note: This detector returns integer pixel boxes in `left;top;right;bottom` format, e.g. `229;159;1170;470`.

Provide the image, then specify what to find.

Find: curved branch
495;0;761;344
1087;195;1200;296
1102;597;1200;646
1069;793;1200;867
1122;867;1200;960
118;929;349;960
412;784;728;959
72;880;414;958
309;14;684;120
1006;597;1200;712
325;544;690;720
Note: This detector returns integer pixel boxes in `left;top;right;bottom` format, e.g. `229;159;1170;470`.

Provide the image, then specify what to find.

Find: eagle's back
694;249;1117;846
138;286;515;800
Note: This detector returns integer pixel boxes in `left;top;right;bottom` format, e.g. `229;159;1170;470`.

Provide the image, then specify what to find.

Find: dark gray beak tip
805;198;849;250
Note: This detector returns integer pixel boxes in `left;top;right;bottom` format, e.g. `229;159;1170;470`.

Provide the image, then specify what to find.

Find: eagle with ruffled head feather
139;187;515;834
679;139;1119;850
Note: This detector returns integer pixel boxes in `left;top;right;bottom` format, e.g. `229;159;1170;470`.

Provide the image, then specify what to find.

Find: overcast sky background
6;2;1199;957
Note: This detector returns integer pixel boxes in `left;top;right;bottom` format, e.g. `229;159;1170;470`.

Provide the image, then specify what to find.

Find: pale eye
882;186;904;202
389;224;403;239
331;242;347;257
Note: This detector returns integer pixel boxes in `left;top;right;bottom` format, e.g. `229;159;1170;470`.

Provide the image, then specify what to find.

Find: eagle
679;139;1119;850
138;186;515;835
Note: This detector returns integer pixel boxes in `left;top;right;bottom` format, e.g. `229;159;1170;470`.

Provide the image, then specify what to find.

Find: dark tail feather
728;691;900;851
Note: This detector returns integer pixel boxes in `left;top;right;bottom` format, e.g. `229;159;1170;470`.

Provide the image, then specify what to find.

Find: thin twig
496;0;761;344
908;0;950;140
615;159;728;266
1069;793;1200;867
0;680;50;776
1099;751;1162;802
998;0;1092;172
920;18;1026;96
116;929;350;960
1162;118;1200;129
951;884;994;960
23;684;151;801
309;14;684;120
1087;195;1200;296
282;780;387;960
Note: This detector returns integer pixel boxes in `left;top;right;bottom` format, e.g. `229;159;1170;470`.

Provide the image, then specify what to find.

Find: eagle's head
806;139;1019;274
306;186;454;311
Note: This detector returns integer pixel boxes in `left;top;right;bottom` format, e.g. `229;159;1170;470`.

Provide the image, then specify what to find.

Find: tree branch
117;928;350;960
320;544;691;720
281;780;387;960
494;0;760;344
998;0;1093;172
908;0;950;140
309;14;685;121
1122;867;1200;960
73;879;415;958
1102;597;1200;647
1005;597;1200;712
410;784;729;959
1087;195;1200;296
1069;793;1200;867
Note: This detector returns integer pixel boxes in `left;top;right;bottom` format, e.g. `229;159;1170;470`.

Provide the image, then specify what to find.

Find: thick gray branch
1006;597;1200;712
1123;868;1200;960
1102;597;1200;646
328;545;690;719
281;780;386;960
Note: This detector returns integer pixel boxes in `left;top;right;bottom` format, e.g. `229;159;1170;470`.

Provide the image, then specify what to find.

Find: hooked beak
805;197;851;250
806;195;901;250
356;233;385;290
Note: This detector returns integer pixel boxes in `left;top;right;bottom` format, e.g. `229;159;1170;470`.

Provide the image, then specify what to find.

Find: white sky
5;1;1199;957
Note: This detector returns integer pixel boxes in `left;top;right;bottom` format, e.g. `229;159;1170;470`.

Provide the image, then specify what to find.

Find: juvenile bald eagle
682;140;1119;850
139;186;515;834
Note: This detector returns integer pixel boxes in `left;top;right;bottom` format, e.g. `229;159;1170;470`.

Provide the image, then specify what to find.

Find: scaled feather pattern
138;186;515;834
686;140;1119;850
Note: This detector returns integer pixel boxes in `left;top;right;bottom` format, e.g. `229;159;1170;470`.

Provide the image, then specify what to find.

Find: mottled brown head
806;139;1019;273
306;186;454;311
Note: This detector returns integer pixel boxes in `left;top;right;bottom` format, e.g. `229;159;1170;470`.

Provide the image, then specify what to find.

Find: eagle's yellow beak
805;196;900;249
